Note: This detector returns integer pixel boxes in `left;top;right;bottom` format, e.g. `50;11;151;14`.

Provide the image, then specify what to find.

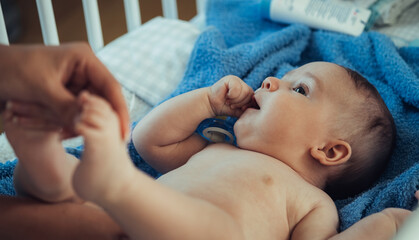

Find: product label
269;0;371;36
305;0;351;24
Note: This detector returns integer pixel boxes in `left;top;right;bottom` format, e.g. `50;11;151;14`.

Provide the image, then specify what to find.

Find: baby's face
234;62;353;160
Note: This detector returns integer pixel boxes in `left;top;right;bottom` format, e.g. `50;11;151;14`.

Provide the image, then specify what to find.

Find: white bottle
261;0;371;36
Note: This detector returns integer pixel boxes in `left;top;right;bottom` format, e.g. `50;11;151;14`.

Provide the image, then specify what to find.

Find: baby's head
322;64;395;198
234;62;395;198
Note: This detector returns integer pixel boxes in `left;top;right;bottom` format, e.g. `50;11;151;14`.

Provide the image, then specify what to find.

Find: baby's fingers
2;101;61;131
227;80;252;100
230;91;253;110
2;107;61;131
227;82;254;106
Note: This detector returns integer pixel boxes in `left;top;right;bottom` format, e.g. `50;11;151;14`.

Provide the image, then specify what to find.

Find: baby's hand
208;75;255;117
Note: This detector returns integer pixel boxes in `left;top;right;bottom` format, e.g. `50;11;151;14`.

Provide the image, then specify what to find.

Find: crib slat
36;0;59;45
82;0;104;52
0;2;9;45
196;0;206;16
124;0;141;32
161;0;178;19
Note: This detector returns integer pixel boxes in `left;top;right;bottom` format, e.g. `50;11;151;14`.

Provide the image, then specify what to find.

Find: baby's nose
261;77;279;91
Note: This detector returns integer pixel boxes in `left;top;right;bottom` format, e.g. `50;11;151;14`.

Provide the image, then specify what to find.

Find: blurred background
2;0;197;44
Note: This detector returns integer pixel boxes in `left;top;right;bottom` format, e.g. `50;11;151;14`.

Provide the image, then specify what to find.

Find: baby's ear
310;140;351;166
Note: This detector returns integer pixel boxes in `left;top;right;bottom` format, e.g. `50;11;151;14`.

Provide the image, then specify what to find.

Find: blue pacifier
196;117;237;145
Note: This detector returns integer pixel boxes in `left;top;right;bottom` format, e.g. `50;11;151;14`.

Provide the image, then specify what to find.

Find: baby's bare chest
157;144;322;239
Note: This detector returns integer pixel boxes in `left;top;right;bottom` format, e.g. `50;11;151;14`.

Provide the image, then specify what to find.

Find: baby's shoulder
287;188;340;237
310;189;337;212
298;185;336;209
286;184;338;224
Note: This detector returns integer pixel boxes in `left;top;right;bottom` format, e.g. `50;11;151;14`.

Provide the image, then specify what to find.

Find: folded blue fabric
167;0;419;231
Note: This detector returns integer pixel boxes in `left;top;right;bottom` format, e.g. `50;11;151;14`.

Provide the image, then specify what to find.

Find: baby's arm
331;191;418;240
329;208;411;240
3;101;80;203
133;75;254;173
291;198;339;239
292;196;413;240
73;92;245;240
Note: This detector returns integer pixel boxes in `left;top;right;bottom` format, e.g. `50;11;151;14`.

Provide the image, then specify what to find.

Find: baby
4;62;414;239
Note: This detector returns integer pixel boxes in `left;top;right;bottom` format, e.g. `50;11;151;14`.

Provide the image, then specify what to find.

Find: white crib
0;0;205;52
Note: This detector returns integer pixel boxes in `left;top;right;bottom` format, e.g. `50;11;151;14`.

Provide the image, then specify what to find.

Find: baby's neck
280;155;328;190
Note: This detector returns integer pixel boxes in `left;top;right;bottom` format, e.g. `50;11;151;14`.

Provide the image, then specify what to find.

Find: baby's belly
156;144;295;239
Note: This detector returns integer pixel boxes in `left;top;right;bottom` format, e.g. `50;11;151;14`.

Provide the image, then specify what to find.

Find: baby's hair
325;66;396;199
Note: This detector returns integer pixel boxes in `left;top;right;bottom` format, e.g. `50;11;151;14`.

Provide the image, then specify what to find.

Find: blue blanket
168;0;419;231
1;0;418;232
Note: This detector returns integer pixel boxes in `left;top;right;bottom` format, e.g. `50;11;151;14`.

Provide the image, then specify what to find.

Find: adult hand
0;43;129;139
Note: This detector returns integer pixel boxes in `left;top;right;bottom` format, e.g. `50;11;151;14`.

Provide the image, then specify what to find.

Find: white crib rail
0;3;8;45
196;0;206;16
36;0;59;46
124;0;141;32
162;0;178;19
0;0;206;51
81;0;104;52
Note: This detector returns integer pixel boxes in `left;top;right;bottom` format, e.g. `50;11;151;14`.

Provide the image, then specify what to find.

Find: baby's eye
293;86;307;96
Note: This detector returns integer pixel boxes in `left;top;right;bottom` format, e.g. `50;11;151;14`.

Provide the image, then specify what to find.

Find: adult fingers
40;84;79;131
6;101;60;123
48;43;129;140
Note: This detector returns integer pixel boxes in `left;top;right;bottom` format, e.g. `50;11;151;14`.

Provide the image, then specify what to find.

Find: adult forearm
0;195;127;240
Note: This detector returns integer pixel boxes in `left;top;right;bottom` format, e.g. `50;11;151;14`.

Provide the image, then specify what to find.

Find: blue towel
167;0;419;231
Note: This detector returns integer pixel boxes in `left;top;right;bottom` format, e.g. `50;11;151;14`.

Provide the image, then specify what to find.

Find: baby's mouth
248;95;260;110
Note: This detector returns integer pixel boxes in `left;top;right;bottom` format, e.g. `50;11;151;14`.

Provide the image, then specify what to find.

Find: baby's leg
72;91;132;202
3;102;80;202
73;92;244;240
